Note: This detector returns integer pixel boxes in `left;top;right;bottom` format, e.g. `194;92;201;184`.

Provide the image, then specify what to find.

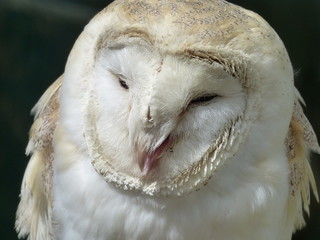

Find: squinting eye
118;75;129;90
190;95;216;104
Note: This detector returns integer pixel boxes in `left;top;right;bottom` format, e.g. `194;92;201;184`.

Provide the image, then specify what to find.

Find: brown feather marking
16;76;62;240
293;100;320;154
287;118;306;198
286;97;319;231
29;77;61;199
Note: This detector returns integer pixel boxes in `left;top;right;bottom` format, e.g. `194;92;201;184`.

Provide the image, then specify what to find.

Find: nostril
147;106;153;122
144;106;154;129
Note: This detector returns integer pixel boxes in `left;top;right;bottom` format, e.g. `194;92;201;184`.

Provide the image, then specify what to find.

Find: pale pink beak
138;136;173;175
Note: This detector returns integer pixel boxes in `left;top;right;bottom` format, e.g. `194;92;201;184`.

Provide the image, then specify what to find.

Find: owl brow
95;28;154;52
183;49;248;86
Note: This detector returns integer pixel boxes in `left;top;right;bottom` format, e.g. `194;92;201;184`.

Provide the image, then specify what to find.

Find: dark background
0;0;319;239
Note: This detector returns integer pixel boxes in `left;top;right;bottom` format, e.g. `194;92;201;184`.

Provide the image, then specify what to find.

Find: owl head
59;0;295;196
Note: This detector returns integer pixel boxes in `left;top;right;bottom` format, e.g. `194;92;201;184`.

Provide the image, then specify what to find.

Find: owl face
62;37;253;196
59;0;295;196
93;39;244;174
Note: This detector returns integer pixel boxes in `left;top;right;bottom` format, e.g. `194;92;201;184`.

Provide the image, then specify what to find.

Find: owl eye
117;75;129;90
190;94;217;104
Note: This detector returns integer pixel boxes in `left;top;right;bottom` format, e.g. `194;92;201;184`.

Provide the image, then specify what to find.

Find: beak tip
136;135;173;176
137;152;151;176
141;155;153;176
141;167;149;176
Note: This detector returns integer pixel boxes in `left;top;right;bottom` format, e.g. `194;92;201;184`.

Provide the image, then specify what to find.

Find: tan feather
286;88;319;231
15;76;62;240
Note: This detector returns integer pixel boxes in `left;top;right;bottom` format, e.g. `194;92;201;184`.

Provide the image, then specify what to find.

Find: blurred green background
0;0;319;239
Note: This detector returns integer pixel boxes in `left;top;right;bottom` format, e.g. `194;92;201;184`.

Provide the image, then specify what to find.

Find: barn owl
16;0;319;239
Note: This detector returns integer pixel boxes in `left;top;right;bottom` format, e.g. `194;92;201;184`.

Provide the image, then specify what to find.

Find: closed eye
117;74;129;90
190;94;217;104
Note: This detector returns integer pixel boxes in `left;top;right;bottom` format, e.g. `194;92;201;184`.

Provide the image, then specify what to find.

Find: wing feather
16;76;62;240
286;88;319;231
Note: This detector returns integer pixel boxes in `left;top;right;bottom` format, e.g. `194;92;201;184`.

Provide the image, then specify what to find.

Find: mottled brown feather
286;92;319;230
15;76;62;240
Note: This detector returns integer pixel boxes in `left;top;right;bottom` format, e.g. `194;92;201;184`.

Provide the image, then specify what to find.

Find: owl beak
138;135;173;176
